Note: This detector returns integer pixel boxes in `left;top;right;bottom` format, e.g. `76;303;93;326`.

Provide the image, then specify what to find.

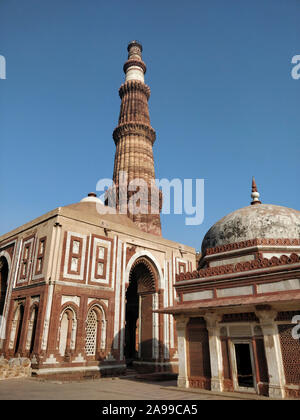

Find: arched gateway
124;257;158;366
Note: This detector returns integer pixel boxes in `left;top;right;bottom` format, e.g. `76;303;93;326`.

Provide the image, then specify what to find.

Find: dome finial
251;177;261;205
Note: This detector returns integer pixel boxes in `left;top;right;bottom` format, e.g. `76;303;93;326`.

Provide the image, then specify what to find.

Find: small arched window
85;309;98;356
14;304;25;354
85;305;107;357
58;308;77;357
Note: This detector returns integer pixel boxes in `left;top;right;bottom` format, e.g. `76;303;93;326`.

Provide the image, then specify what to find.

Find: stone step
135;372;178;382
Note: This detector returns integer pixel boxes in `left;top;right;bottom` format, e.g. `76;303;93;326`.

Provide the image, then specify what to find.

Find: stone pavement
0;376;270;400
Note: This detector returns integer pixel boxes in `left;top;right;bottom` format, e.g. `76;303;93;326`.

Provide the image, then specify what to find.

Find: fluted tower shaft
110;41;162;236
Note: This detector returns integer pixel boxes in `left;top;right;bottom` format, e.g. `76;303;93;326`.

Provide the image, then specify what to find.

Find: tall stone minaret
109;41;162;236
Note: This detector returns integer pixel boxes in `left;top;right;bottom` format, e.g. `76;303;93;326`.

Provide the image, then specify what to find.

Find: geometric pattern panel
85;310;97;356
278;324;300;385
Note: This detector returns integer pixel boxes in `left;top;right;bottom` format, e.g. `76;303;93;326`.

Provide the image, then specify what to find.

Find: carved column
174;315;189;388
255;308;286;398
41;222;61;356
203;312;224;392
25;309;35;352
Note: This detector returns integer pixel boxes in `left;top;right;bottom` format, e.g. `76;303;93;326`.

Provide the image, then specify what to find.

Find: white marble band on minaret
124;40;145;83
125;66;144;82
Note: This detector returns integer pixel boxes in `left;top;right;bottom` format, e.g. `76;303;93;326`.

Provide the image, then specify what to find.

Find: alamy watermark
95;171;204;226
291;315;300;340
291;55;300;80
0;55;6;79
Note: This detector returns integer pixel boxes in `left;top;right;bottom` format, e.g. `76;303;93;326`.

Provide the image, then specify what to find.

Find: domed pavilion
160;178;300;399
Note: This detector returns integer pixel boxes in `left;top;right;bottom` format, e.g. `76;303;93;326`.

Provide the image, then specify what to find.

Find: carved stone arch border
0;250;14;343
0;251;12;305
125;250;163;291
58;303;78;352
12;300;25;318
129;256;158;293
0;251;12;271
86;300;107;350
86;299;108;317
59;302;79;326
124;250;163;361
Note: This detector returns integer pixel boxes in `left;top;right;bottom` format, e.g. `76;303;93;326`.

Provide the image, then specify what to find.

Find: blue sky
1;0;299;251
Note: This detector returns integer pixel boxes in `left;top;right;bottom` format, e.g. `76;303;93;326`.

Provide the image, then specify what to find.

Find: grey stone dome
202;204;300;255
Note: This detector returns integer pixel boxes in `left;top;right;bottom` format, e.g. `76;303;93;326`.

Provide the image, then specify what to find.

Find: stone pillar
204;312;223;392
41;222;62;357
255;308;286;399
25;309;35;352
174;315;189;388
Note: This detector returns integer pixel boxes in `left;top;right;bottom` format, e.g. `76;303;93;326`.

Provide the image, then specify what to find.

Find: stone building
1;41;299;398
160;179;300;398
0;41;196;378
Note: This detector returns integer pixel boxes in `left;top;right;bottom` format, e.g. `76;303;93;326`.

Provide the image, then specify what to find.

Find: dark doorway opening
234;343;254;388
15;305;25;354
124;258;156;367
29;306;38;354
0;257;8;317
124;277;139;366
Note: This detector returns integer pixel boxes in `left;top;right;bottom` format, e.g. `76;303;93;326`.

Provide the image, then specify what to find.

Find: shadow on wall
110;328;174;374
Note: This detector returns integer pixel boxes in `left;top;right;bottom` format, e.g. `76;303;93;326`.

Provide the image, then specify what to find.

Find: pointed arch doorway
124;257;158;366
0;256;9;318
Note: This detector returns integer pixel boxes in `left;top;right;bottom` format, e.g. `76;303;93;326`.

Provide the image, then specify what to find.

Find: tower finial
123;40;146;83
127;40;143;58
251;177;261;205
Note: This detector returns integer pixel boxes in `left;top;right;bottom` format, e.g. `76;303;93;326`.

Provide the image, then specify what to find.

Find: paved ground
0;376;267;400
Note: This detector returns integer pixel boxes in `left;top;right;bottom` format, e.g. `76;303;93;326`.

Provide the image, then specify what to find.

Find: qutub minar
110;41;162;236
0;41;300;399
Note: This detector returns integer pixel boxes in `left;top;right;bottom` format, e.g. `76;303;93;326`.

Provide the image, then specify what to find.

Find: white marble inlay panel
125;66;144;82
90;238;111;284
257;279;300;294
217;285;253;298
63;232;87;281
176;258;187;274
87;298;108;307
183;290;213;301
18;237;35;284
61;295;80;307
